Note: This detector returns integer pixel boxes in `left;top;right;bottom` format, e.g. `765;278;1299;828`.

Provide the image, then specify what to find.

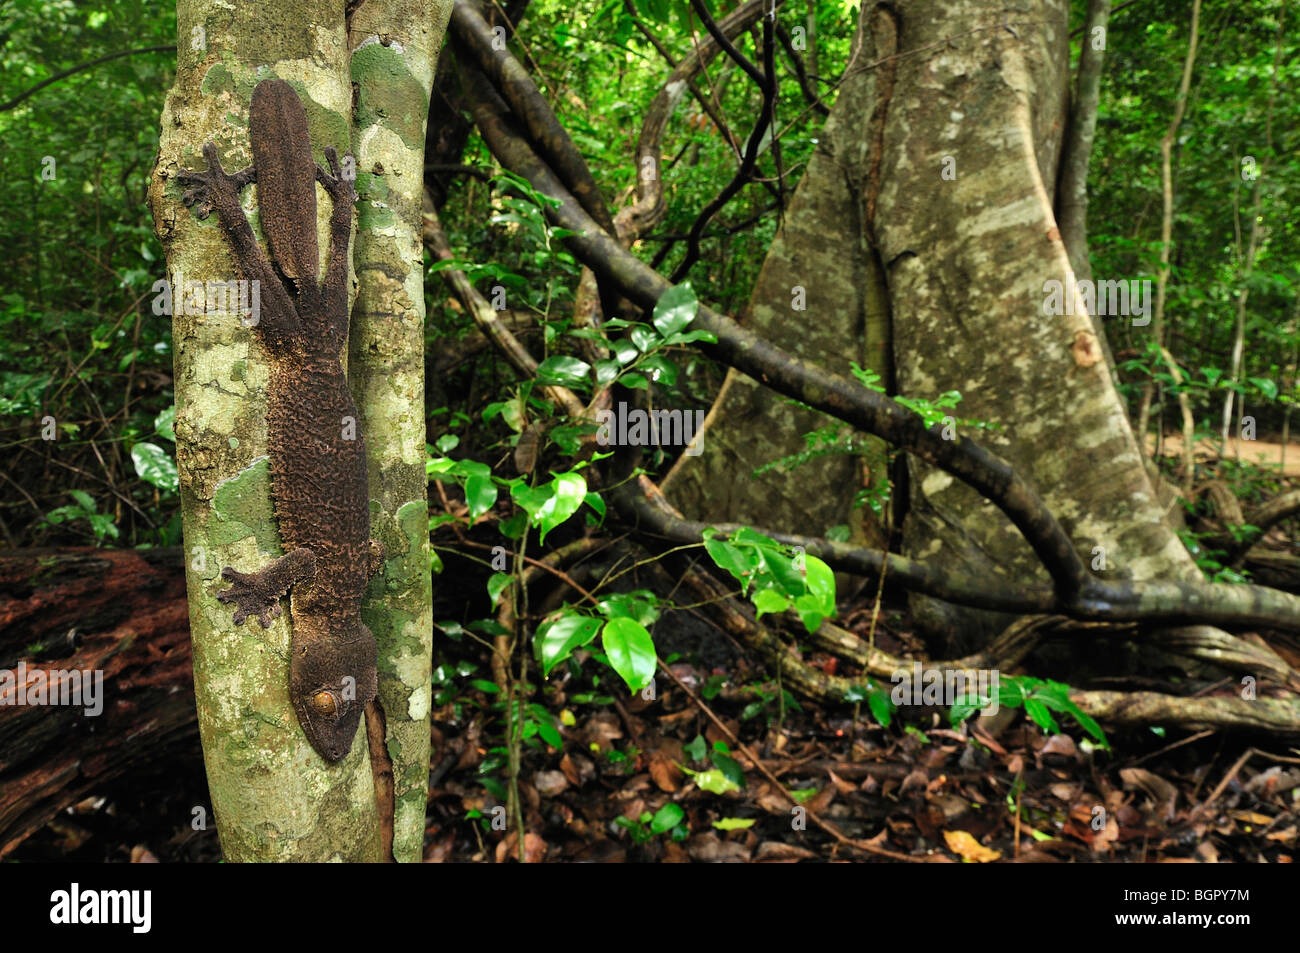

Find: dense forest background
3;0;1297;552
2;0;1299;864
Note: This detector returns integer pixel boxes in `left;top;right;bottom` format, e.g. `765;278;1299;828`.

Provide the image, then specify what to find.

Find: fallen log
0;547;195;858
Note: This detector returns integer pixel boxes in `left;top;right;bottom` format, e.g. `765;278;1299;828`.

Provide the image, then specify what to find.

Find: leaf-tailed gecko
177;78;382;762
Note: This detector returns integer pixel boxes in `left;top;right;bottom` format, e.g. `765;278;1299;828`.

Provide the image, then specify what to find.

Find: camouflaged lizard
177;78;382;762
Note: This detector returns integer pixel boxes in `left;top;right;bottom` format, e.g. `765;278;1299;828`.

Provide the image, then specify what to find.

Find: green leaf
866;689;894;727
536;612;603;675
949;696;982;727
583;490;606;522
702;534;757;593
753;588;793;618
683;734;708;762
802;556;836;618
594;358;621;386
595;590;660;627
710;749;746;788
639;354;678;386
712;817;756;831
535;355;590;387
650;802;685;834
688;768;739;795
601;617;656;691
1023;697;1059;734
527;704;564;748
464;471;498;520
1058;700;1110;748
469;679;501;694
630;325;658;353
1249;376;1278;400
793;593;826;633
131;442;178;492
612;338;639;363
652;283;698;337
487;572;512;604
154;406;176;442
535;471;587;542
998;679;1026;709
511;482;553;522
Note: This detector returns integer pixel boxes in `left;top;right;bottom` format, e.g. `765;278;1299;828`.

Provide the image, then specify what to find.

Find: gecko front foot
216;548;317;628
176;143;254;220
316;146;357;204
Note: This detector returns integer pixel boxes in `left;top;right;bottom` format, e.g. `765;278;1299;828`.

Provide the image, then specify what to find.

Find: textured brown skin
177;79;380;762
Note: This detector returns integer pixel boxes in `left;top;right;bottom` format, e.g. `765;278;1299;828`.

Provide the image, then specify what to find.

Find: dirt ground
1150;434;1300;477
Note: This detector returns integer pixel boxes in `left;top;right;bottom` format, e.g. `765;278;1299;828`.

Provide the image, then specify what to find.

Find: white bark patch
922;471;955;497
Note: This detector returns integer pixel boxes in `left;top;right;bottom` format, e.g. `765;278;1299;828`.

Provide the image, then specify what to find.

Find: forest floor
1149;434;1300;476
415;623;1300;863
9;447;1300;863
13;605;1299;864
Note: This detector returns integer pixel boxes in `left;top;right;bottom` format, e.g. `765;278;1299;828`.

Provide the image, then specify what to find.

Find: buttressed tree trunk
148;0;445;861
666;0;1237;657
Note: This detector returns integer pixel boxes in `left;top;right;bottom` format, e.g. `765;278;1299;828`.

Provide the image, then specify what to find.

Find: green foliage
680;734;746;794
1;0;179;547
40;489;118;545
949;675;1110;750
701;525;837;632
615;802;688;843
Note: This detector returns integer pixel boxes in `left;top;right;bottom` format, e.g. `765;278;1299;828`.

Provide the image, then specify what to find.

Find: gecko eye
309;690;337;715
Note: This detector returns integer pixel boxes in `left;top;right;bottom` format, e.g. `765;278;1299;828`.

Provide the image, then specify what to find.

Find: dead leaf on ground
943;829;1001;863
686;832;751;863
754;841;818;863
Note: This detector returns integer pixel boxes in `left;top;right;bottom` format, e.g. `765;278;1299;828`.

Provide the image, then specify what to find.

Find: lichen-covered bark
148;0;379;862
866;0;1207;649
346;0;451;862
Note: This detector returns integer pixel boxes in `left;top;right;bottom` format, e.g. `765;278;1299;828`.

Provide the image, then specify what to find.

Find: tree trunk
147;0;446;862
347;0;453;864
665;0;1225;656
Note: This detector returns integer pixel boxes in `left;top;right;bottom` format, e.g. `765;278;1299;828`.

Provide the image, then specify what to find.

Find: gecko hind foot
217;566;287;628
216;547;316;628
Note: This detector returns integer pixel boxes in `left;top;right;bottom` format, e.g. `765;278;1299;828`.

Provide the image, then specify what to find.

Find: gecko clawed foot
176;143;254;219
217;565;287;628
316;147;357;203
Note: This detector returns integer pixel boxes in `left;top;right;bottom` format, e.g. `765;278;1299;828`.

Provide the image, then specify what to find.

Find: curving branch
0;46;173;112
451;0;617;239
774;20;829;116
670;5;778;281
619;0;776;239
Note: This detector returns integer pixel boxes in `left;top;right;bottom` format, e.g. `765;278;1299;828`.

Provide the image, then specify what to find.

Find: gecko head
289;622;377;762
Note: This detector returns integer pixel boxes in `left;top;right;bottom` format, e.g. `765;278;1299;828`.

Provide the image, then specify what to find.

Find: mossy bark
346;0;452;863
